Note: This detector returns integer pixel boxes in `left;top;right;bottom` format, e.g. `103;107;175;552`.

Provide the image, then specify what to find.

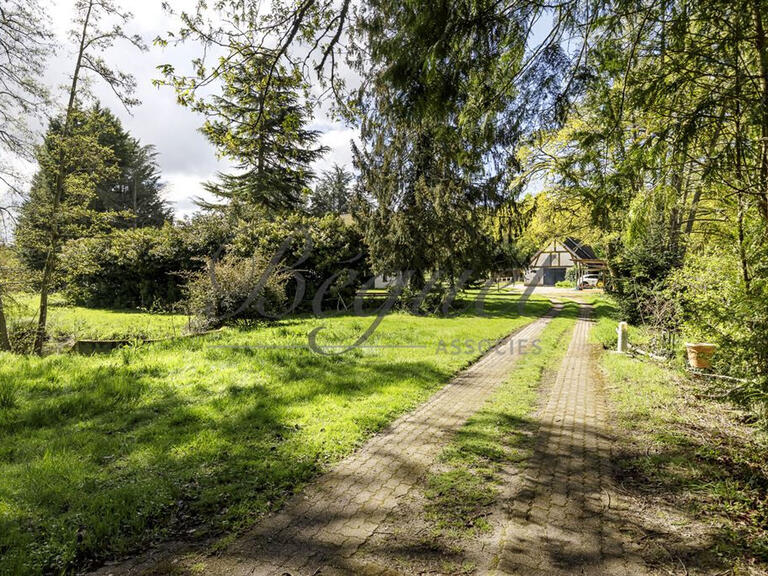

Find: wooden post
617;321;629;353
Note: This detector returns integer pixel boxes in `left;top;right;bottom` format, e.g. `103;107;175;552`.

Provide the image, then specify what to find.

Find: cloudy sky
40;0;357;219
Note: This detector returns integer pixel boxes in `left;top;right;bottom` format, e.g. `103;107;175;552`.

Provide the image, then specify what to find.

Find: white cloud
314;128;359;172
162;172;217;220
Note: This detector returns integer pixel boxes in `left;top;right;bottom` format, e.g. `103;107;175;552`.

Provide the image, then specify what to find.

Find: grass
7;293;191;341
588;295;652;350
593;297;768;574
423;301;579;542
0;291;549;576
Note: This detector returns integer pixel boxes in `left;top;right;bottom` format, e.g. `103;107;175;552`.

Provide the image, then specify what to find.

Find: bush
555;280;574;288
388;281;451;315
230;213;371;312
186;252;289;330
668;250;768;388
59;224;203;309
58;212;370;315
7;320;37;354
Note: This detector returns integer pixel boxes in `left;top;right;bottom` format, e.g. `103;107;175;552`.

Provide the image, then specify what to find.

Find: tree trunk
33;0;93;355
0;289;11;351
737;190;751;291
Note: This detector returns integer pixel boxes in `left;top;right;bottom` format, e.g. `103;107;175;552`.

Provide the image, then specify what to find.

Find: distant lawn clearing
0;292;549;576
8;294;191;341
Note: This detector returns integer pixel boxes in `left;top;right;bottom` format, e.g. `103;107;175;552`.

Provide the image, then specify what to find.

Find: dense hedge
59;224;202;309
57;214;371;314
229;213;371;312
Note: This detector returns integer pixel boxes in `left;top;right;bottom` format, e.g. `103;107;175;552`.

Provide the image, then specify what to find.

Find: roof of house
562;237;597;260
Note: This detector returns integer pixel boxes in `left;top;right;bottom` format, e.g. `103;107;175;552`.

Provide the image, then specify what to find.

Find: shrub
230;213;371;312
555;280;574;288
8;320;38;354
186;252;289;330
389;281;450;315
59;224;203;309
667;250;768;388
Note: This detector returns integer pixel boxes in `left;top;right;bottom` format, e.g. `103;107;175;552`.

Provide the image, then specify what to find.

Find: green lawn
0;292;549;576
7;294;191;341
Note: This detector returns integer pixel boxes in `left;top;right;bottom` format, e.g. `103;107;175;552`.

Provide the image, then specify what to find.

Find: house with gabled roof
524;238;606;286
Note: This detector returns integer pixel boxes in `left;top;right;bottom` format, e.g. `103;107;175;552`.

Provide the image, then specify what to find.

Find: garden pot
685;342;717;369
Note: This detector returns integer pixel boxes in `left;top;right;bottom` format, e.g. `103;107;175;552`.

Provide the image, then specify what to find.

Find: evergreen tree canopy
200;47;328;213
309;164;353;215
87;105;171;228
16;104;171;269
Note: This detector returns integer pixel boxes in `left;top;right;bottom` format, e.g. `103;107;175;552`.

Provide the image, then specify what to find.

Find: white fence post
617;321;628;353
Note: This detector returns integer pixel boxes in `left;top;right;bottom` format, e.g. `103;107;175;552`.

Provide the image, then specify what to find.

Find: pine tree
86;105;171;228
309;165;353;215
200;47;327;213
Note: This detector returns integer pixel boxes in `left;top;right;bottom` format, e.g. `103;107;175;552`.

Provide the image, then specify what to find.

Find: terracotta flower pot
685;343;717;369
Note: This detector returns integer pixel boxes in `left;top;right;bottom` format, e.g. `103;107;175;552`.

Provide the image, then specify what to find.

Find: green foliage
15;106;120;271
528;0;768;393
58;224;201;310
308;164;353;215
86;105;171;228
351;0;542;287
56;211;372;316
186;252;289;330
668;250;768;400
15;104;170;272
229;212;372;311
200;47;326;213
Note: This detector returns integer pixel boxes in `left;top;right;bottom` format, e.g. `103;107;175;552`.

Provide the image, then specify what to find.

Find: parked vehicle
578;273;601;289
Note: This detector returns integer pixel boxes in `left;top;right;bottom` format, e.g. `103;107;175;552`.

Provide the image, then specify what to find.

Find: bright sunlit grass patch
7;293;191;341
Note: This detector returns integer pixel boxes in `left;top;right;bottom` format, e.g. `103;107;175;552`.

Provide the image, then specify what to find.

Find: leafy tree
15;108;120;270
308;164;353;215
16;103;170;270
156;0;352;113
30;0;145;354
0;0;52;195
198;47;327;213
351;0;541;288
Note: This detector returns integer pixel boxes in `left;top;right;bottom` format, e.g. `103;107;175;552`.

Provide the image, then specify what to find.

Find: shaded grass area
423;302;579;546
0;292;549;576
8;293;191;341
594;298;768;574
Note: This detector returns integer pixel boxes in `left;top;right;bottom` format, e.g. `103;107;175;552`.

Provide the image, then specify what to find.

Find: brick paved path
169;307;563;576
489;306;648;576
